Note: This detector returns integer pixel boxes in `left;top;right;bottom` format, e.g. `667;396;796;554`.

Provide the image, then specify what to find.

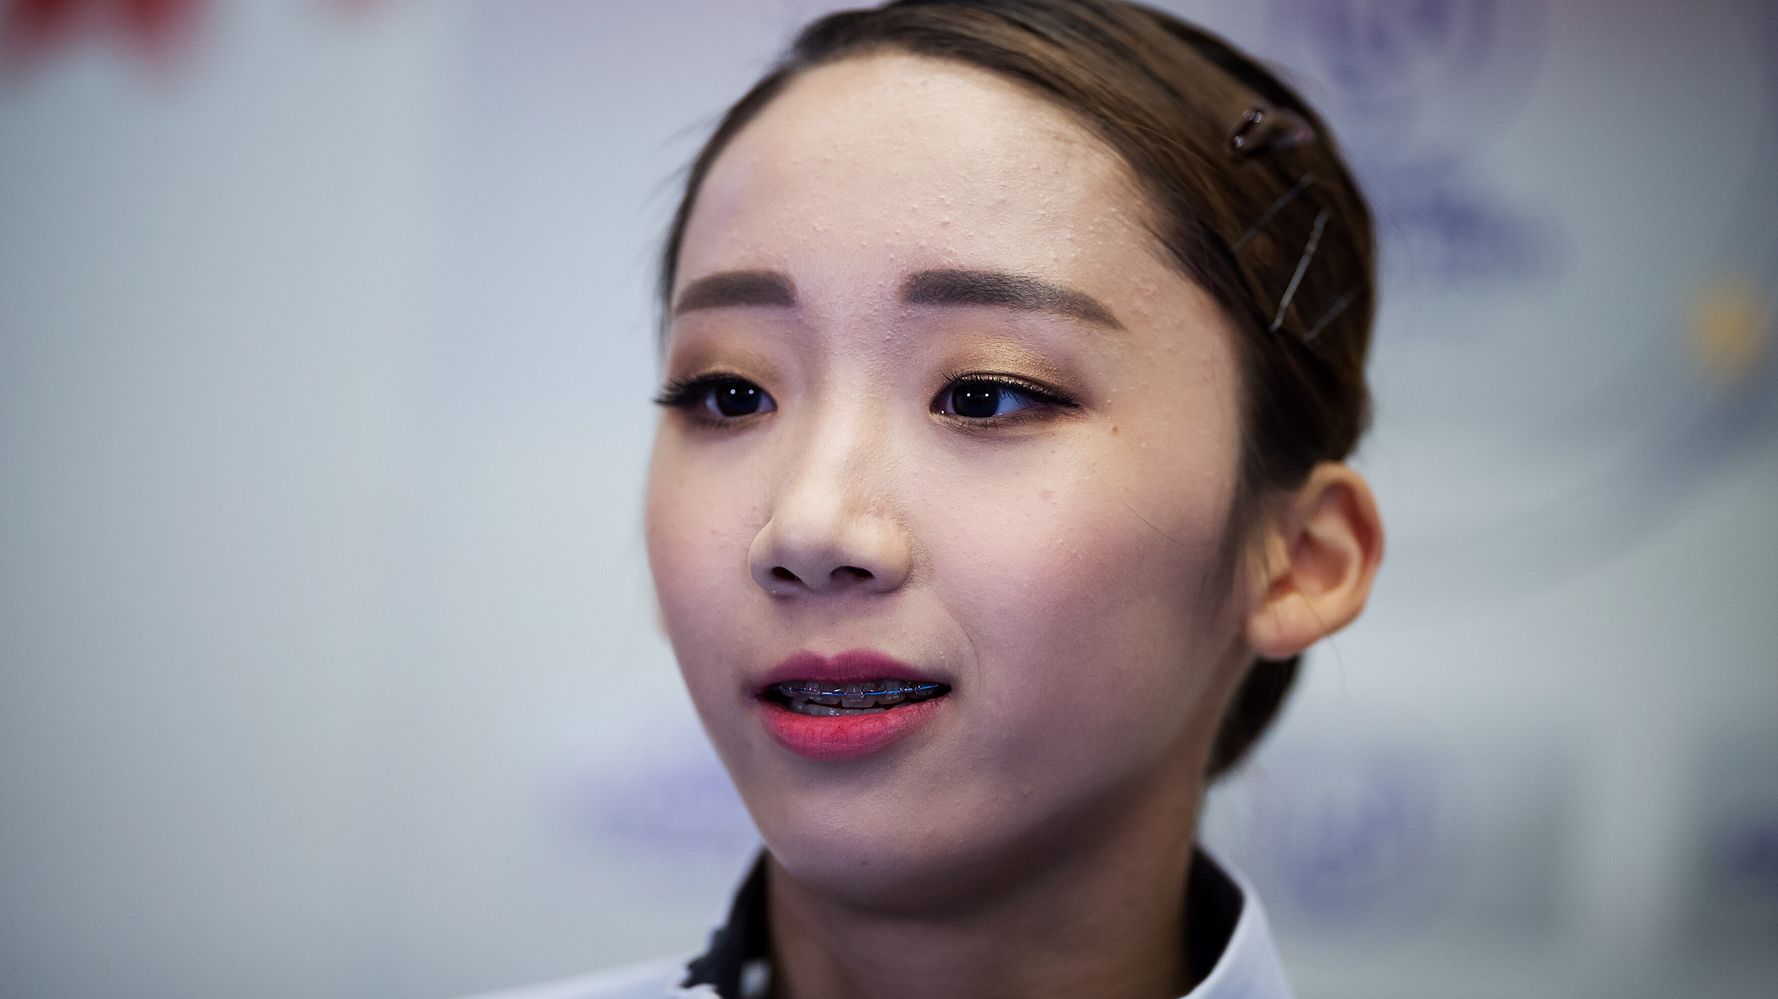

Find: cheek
643;437;763;700
930;431;1240;766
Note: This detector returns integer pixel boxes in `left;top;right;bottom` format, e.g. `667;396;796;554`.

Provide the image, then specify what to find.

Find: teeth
774;678;949;713
792;702;863;717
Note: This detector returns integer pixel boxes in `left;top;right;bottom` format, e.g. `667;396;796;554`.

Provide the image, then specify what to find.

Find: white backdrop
2;2;1774;997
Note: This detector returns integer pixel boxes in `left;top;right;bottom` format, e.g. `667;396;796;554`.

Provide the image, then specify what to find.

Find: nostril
835;566;873;581
771;567;798;582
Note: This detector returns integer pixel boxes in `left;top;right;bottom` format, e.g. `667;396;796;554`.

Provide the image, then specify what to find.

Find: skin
644;53;1382;999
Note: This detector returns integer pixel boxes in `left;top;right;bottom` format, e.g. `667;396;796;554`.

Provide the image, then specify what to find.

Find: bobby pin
1300;285;1358;344
1233;171;1317;251
1269;207;1330;334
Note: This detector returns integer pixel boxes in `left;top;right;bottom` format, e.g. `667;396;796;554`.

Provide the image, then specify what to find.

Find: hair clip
1228;169;1356;345
1225;107;1350;345
1269;207;1328;333
1300;285;1357;344
1234;171;1316;251
1227;105;1315;159
1265;210;1359;345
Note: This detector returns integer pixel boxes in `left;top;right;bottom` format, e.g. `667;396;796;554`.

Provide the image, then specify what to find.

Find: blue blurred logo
562;744;756;858
1251;745;1444;921
1717;815;1778;904
1265;0;1558;289
1262;0;1778;595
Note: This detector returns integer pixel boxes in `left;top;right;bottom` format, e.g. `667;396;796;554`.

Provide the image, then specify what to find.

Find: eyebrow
902;268;1124;329
672;266;1123;330
673;270;796;315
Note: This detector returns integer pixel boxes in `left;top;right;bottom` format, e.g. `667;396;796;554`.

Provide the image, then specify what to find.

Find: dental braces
772;680;947;709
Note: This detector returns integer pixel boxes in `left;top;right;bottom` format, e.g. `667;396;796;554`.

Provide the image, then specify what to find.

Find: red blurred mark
116;0;201;54
1;0;85;70
0;0;382;84
1;0;205;79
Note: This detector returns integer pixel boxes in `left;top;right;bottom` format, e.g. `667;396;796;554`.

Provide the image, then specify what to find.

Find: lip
755;649;945;693
754;649;951;762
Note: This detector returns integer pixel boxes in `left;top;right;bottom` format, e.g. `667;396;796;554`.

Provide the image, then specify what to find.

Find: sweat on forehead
675;53;1161;297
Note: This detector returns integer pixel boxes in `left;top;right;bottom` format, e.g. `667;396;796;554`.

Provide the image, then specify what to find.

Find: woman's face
645;53;1259;904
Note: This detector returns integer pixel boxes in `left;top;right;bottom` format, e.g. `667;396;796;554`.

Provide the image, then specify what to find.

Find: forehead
677;53;1170;308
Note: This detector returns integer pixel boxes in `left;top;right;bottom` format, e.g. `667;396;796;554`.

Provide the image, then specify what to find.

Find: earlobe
1244;462;1384;660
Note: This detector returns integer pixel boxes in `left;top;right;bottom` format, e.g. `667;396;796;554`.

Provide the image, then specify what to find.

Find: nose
748;421;911;598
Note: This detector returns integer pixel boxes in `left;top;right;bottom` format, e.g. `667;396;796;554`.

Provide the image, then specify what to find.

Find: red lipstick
755;649;951;762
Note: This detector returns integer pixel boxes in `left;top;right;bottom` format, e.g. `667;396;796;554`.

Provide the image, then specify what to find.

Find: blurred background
1;1;1774;997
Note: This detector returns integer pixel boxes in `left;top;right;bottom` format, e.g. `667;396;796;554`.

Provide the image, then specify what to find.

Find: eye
933;374;1078;424
653;374;777;424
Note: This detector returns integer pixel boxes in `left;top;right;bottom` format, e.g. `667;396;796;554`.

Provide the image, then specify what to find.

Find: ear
1244;462;1384;660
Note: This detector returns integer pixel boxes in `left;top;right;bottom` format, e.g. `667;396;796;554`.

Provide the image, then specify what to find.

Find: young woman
478;1;1383;996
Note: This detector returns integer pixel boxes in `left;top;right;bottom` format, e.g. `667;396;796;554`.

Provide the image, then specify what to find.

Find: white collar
453;849;1293;999
1186;845;1295;999
675;845;1294;999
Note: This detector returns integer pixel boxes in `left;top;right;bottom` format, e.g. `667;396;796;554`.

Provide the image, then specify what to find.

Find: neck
765;778;1206;999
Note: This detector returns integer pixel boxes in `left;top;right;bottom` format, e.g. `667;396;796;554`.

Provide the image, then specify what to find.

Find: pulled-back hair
659;0;1377;779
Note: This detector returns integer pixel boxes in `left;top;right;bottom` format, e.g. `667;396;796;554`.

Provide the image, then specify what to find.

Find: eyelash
933;370;1080;429
651;372;770;433
651;370;1080;431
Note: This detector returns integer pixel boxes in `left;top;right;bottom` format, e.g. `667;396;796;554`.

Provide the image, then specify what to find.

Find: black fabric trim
1184;848;1244;986
679;853;771;998
682;846;1244;998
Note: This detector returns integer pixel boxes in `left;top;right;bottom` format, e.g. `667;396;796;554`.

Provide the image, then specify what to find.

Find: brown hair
658;0;1376;779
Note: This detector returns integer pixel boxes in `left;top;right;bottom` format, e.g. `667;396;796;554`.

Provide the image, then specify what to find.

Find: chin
750;772;1146;920
740;781;1012;912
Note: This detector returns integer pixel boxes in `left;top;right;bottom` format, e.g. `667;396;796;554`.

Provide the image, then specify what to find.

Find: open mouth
763;679;951;716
